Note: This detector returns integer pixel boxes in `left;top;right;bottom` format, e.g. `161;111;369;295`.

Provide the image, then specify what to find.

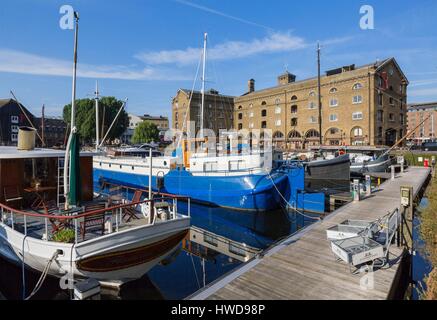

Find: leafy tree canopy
63;97;129;144
132;121;160;144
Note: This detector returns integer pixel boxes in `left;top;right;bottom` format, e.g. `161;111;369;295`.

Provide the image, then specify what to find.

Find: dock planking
190;167;431;300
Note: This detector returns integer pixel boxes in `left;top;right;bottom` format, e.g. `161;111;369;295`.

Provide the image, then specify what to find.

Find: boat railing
0;194;190;244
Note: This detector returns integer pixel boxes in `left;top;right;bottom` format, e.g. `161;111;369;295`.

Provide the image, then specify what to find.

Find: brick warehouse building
234;58;408;148
171;57;408;148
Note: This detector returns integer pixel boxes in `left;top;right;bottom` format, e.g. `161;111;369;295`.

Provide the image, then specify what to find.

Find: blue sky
0;0;436;118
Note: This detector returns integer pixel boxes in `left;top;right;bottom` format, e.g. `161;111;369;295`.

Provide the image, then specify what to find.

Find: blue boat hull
93;168;289;212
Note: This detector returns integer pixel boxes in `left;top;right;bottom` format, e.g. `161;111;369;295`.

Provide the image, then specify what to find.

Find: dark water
0;201;316;300
412;197;433;300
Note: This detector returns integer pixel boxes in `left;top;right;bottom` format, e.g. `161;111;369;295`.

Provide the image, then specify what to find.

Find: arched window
238;105;242;110
261;109;267;117
309;91;316;97
261;101;267;106
353;83;363;90
291;95;298;101
273;131;284;139
329;87;338;93
288;130;301;139
291;105;298;114
305;129;320;138
275;98;281;105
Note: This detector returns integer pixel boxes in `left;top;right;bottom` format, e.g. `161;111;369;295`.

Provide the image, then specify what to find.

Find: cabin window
229;243;246;257
204;162;218;172
163;161;167;166
229;160;244;171
99;162;102;166
119;165;123;169
131;166;135;171
109;163;112;168
204;234;218;247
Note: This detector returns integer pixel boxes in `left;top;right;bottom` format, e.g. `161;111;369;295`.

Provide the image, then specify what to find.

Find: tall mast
70;12;79;131
95;80;100;150
41;104;45;146
317;42;322;146
200;32;207;137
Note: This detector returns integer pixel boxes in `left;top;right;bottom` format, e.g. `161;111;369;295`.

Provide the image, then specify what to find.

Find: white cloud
409;87;437;97
0;49;189;80
135;31;307;65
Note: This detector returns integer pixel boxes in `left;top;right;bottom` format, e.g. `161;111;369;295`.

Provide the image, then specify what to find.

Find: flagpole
64;11;79;209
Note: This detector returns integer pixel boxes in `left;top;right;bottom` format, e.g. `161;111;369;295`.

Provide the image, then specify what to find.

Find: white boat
0;146;190;283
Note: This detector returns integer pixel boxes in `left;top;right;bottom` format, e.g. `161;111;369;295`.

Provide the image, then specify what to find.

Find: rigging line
189;253;201;289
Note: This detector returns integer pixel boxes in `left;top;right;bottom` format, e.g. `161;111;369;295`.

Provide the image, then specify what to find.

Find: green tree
132;121;160;144
63;97;129;144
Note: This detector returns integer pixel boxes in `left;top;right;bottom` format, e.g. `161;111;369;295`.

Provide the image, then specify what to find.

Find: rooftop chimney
248;79;255;93
277;72;296;85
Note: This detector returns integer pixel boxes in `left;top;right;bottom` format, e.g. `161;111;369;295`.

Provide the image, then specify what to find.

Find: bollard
353;179;361;202
365;175;371;196
391;165;395;180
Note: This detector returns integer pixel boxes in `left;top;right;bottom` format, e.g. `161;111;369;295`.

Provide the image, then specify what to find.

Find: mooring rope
266;171;321;221
25;250;61;300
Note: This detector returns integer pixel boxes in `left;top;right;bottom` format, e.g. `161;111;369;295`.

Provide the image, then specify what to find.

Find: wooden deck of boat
189;167;431;300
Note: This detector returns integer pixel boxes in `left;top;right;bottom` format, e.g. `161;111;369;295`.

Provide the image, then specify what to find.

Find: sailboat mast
70;12;79;131
200;32;207;137
317;42;322;146
95;80;100;150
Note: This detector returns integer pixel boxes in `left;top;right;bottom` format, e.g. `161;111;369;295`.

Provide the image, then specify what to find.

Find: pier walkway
189;167;431;300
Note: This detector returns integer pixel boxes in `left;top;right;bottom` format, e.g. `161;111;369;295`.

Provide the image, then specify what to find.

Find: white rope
25;250;61;300
266;170;321;221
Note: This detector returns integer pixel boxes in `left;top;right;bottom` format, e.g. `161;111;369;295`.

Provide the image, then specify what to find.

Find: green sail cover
68;132;82;206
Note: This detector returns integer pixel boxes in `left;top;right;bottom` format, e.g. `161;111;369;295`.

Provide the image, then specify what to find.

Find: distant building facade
234;58;409;148
121;113;169;144
171;89;234;134
407;101;437;143
35;116;68;147
0;99;35;146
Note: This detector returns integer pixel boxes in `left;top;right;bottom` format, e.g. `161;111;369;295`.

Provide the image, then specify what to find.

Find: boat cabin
0;146;94;207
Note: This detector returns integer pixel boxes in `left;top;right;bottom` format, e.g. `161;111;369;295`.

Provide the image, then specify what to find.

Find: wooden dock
189;167;431;300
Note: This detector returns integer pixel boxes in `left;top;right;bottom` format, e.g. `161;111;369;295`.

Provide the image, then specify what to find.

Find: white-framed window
353;83;363;90
329;114;338;122
308;102;316;109
275;119;282;126
11;116;19;123
329;88;338;94
11;133;18;142
275;106;281;114
275;98;280;105
249;103;253;109
353;95;363;104
353;127;363;137
330;98;339;107
352;112;363;120
249;122;254;129
11;125;19;133
249;112;254;118
309;116;317;124
309;91;316;97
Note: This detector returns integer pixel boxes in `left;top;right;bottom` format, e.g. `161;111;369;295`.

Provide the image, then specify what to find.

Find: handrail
0;195;189;221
